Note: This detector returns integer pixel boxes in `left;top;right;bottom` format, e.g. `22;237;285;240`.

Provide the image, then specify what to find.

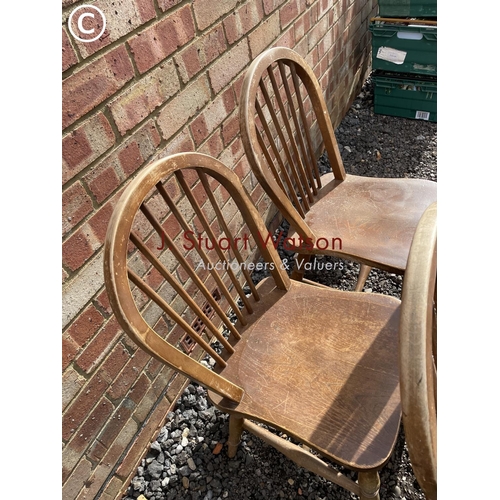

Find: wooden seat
104;152;402;500
239;46;437;290
399;201;437;500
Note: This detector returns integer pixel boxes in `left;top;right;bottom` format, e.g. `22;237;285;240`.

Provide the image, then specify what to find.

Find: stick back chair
239;47;437;290
399;201;437;500
104;152;403;500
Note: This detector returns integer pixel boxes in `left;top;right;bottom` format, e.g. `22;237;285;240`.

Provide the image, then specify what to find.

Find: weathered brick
85;121;161;203
223;2;264;44
100;342;131;384
62;252;104;329
192;0;238;31
308;13;329;51
63;374;108;441
63;334;79;370
274;24;295;49
110;61;180;135
128;6;195;74
262;0;287;15
157;0;183;11
174;25;227;84
62;27;78;72
72;0;156;59
63;229;95;272
115;395;172;479
189;87;236;146
129;372;151;404
62;182;93;236
157;75;211;140
221;113;239;146
107;348;150;400
98;398;135;448
76;420;138;500
280;0;299;28
69;397;114;453
100;476;123;500
62;46;134;129
62;457;92;499
208;39;250;94
62;113;115;185
198;131;224;158
63;367;86;410
75;317;122;374
248;12;280;58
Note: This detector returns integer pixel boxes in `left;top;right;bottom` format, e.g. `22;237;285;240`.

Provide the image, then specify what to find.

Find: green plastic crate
372;71;437;122
378;0;437;18
370;22;437;76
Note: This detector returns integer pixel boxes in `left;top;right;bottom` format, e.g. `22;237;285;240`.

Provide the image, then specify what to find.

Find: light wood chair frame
104;153;411;500
239;46;437;291
399;201;437;500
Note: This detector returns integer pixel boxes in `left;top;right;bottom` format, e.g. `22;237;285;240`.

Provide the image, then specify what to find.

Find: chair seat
287;174;437;273
209;278;401;471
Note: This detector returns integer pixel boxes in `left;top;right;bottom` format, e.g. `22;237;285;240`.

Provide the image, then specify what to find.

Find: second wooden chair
239;46;437;290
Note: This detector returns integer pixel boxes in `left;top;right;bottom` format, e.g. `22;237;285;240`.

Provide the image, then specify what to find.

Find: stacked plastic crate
369;1;437;122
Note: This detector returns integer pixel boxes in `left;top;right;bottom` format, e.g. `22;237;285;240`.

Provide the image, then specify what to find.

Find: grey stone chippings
121;78;434;500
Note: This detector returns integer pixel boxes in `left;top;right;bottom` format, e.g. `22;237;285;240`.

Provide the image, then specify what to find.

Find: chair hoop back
104;153;290;403
240;47;346;231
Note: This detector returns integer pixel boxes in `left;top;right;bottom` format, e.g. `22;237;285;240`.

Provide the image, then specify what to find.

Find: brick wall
62;0;377;498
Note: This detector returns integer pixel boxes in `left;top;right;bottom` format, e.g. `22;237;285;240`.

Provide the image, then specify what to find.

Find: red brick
223;2;264;45
98;398;135;448
174;24;227;83
96;290;113;315
157;76;211;140
62;457;92;499
63;334;79;371
107;349;150;401
75;317;122;374
62;113;115;184
127;6;195;74
62;229;95;272
208;39;250;94
101;342;130;383
62;46;134;129
63;375;108;441
198;131;224;159
62;182;93;236
129;372;151;404
192;0;238;31
65;199;116;268
67;397;114;455
72;0;157;59
87;165;121;205
157;0;183;11
67;304;105;348
62;27;78;72
87;440;108;462
280;0;299;28
109;60;180;135
222;113;239;146
262;0;287;15
248;12;280;58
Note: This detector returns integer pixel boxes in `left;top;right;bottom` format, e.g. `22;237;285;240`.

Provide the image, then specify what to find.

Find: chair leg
227;415;244;458
358;470;380;500
290;254;311;281
354;264;372;292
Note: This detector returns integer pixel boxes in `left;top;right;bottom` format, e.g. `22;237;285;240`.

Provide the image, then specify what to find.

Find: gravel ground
120;76;437;500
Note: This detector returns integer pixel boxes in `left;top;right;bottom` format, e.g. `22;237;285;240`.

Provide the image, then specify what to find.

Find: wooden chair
399;201;437;500
104;152;403;500
239;46;437;290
